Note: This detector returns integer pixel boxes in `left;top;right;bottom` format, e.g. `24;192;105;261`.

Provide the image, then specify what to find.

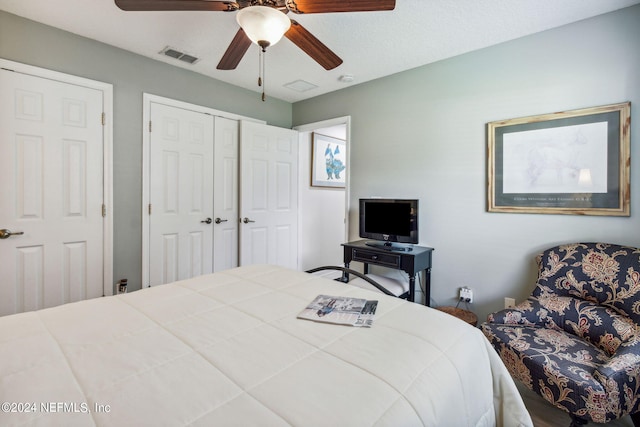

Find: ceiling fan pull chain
256;47;266;102
261;49;266;102
258;48;263;88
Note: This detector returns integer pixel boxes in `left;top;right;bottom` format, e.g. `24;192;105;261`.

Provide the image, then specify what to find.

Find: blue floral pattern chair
481;243;640;427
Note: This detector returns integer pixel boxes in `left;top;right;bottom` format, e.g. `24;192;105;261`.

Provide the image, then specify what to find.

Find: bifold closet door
148;102;214;285
239;121;299;269
213;116;239;272
146;100;299;282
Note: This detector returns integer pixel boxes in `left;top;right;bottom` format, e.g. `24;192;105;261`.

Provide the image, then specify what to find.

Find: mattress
0;265;532;426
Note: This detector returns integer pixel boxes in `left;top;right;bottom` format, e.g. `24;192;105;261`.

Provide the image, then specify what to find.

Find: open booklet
297;294;378;327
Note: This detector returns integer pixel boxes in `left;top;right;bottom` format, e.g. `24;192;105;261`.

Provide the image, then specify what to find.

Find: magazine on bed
297;294;378;327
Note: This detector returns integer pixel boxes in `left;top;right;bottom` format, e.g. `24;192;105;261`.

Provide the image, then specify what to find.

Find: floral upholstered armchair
481;243;640;427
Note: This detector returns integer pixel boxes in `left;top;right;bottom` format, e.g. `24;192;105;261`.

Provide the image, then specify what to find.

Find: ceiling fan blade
286;0;395;14
285;20;342;70
114;0;237;12
217;28;252;70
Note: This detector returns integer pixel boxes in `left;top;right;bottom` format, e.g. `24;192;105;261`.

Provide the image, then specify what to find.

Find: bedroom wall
0;11;292;292
292;5;640;321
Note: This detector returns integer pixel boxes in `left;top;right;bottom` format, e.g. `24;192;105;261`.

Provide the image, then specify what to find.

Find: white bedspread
0;265;532;426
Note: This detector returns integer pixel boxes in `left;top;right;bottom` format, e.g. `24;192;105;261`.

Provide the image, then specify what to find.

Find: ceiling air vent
160;46;199;64
283;79;318;93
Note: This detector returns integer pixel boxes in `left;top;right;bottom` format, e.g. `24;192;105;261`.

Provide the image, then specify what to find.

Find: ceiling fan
114;0;396;72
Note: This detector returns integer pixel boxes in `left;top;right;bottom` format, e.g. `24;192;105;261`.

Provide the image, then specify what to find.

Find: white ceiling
2;0;639;103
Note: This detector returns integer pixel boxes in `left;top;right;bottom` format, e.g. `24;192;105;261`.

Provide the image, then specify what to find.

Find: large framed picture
311;132;346;188
487;102;630;216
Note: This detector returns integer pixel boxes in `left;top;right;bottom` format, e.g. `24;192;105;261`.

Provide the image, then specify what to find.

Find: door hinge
101;112;106;126
148;204;152;215
149;120;152;132
102;204;106;217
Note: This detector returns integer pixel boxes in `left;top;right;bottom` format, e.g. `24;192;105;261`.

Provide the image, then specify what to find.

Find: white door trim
0;58;114;296
293;116;351;243
141;93;265;287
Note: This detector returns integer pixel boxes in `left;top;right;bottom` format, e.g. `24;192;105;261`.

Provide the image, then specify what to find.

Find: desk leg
424;268;431;307
408;275;416;303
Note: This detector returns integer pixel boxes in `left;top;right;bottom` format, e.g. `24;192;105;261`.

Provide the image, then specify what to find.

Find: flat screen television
359;198;418;250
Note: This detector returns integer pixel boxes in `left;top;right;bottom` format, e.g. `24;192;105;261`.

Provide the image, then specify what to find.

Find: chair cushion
490;295;638;356
482;322;640;423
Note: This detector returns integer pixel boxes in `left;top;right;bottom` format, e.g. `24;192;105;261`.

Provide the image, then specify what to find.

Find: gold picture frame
487;102;630;216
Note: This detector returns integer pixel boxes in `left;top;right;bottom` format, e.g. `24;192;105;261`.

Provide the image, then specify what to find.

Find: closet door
213;116;239;272
148;102;214;285
144;97;299;284
239;121;299;269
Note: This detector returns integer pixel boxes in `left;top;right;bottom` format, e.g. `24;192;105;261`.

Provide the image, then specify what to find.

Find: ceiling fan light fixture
236;6;291;50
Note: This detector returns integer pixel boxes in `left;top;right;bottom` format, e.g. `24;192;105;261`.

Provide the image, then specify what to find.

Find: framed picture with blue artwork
311;133;346;188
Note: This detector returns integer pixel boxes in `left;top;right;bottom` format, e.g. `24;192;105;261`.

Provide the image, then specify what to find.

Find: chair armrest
486;299;544;326
596;341;640;381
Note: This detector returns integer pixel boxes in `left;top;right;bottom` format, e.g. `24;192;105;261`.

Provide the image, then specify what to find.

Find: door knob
201;218;212;224
0;229;25;239
214;218;228;224
242;217;256;224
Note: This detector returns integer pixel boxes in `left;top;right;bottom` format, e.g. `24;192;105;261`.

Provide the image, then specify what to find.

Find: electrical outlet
504;297;516;309
459;287;473;303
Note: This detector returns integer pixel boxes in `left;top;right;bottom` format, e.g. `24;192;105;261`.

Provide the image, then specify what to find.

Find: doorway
295;117;350;271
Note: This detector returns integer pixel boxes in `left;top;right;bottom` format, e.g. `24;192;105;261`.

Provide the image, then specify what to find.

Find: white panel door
149;102;214;285
0;69;104;316
240;121;298;269
213;117;239;272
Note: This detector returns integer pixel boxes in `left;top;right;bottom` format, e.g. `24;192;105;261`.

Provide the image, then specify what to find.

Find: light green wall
0;10;292;292
2;7;639;320
293;5;640;320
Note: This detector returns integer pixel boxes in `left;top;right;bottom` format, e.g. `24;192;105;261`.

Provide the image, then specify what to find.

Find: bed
1;265;532;426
